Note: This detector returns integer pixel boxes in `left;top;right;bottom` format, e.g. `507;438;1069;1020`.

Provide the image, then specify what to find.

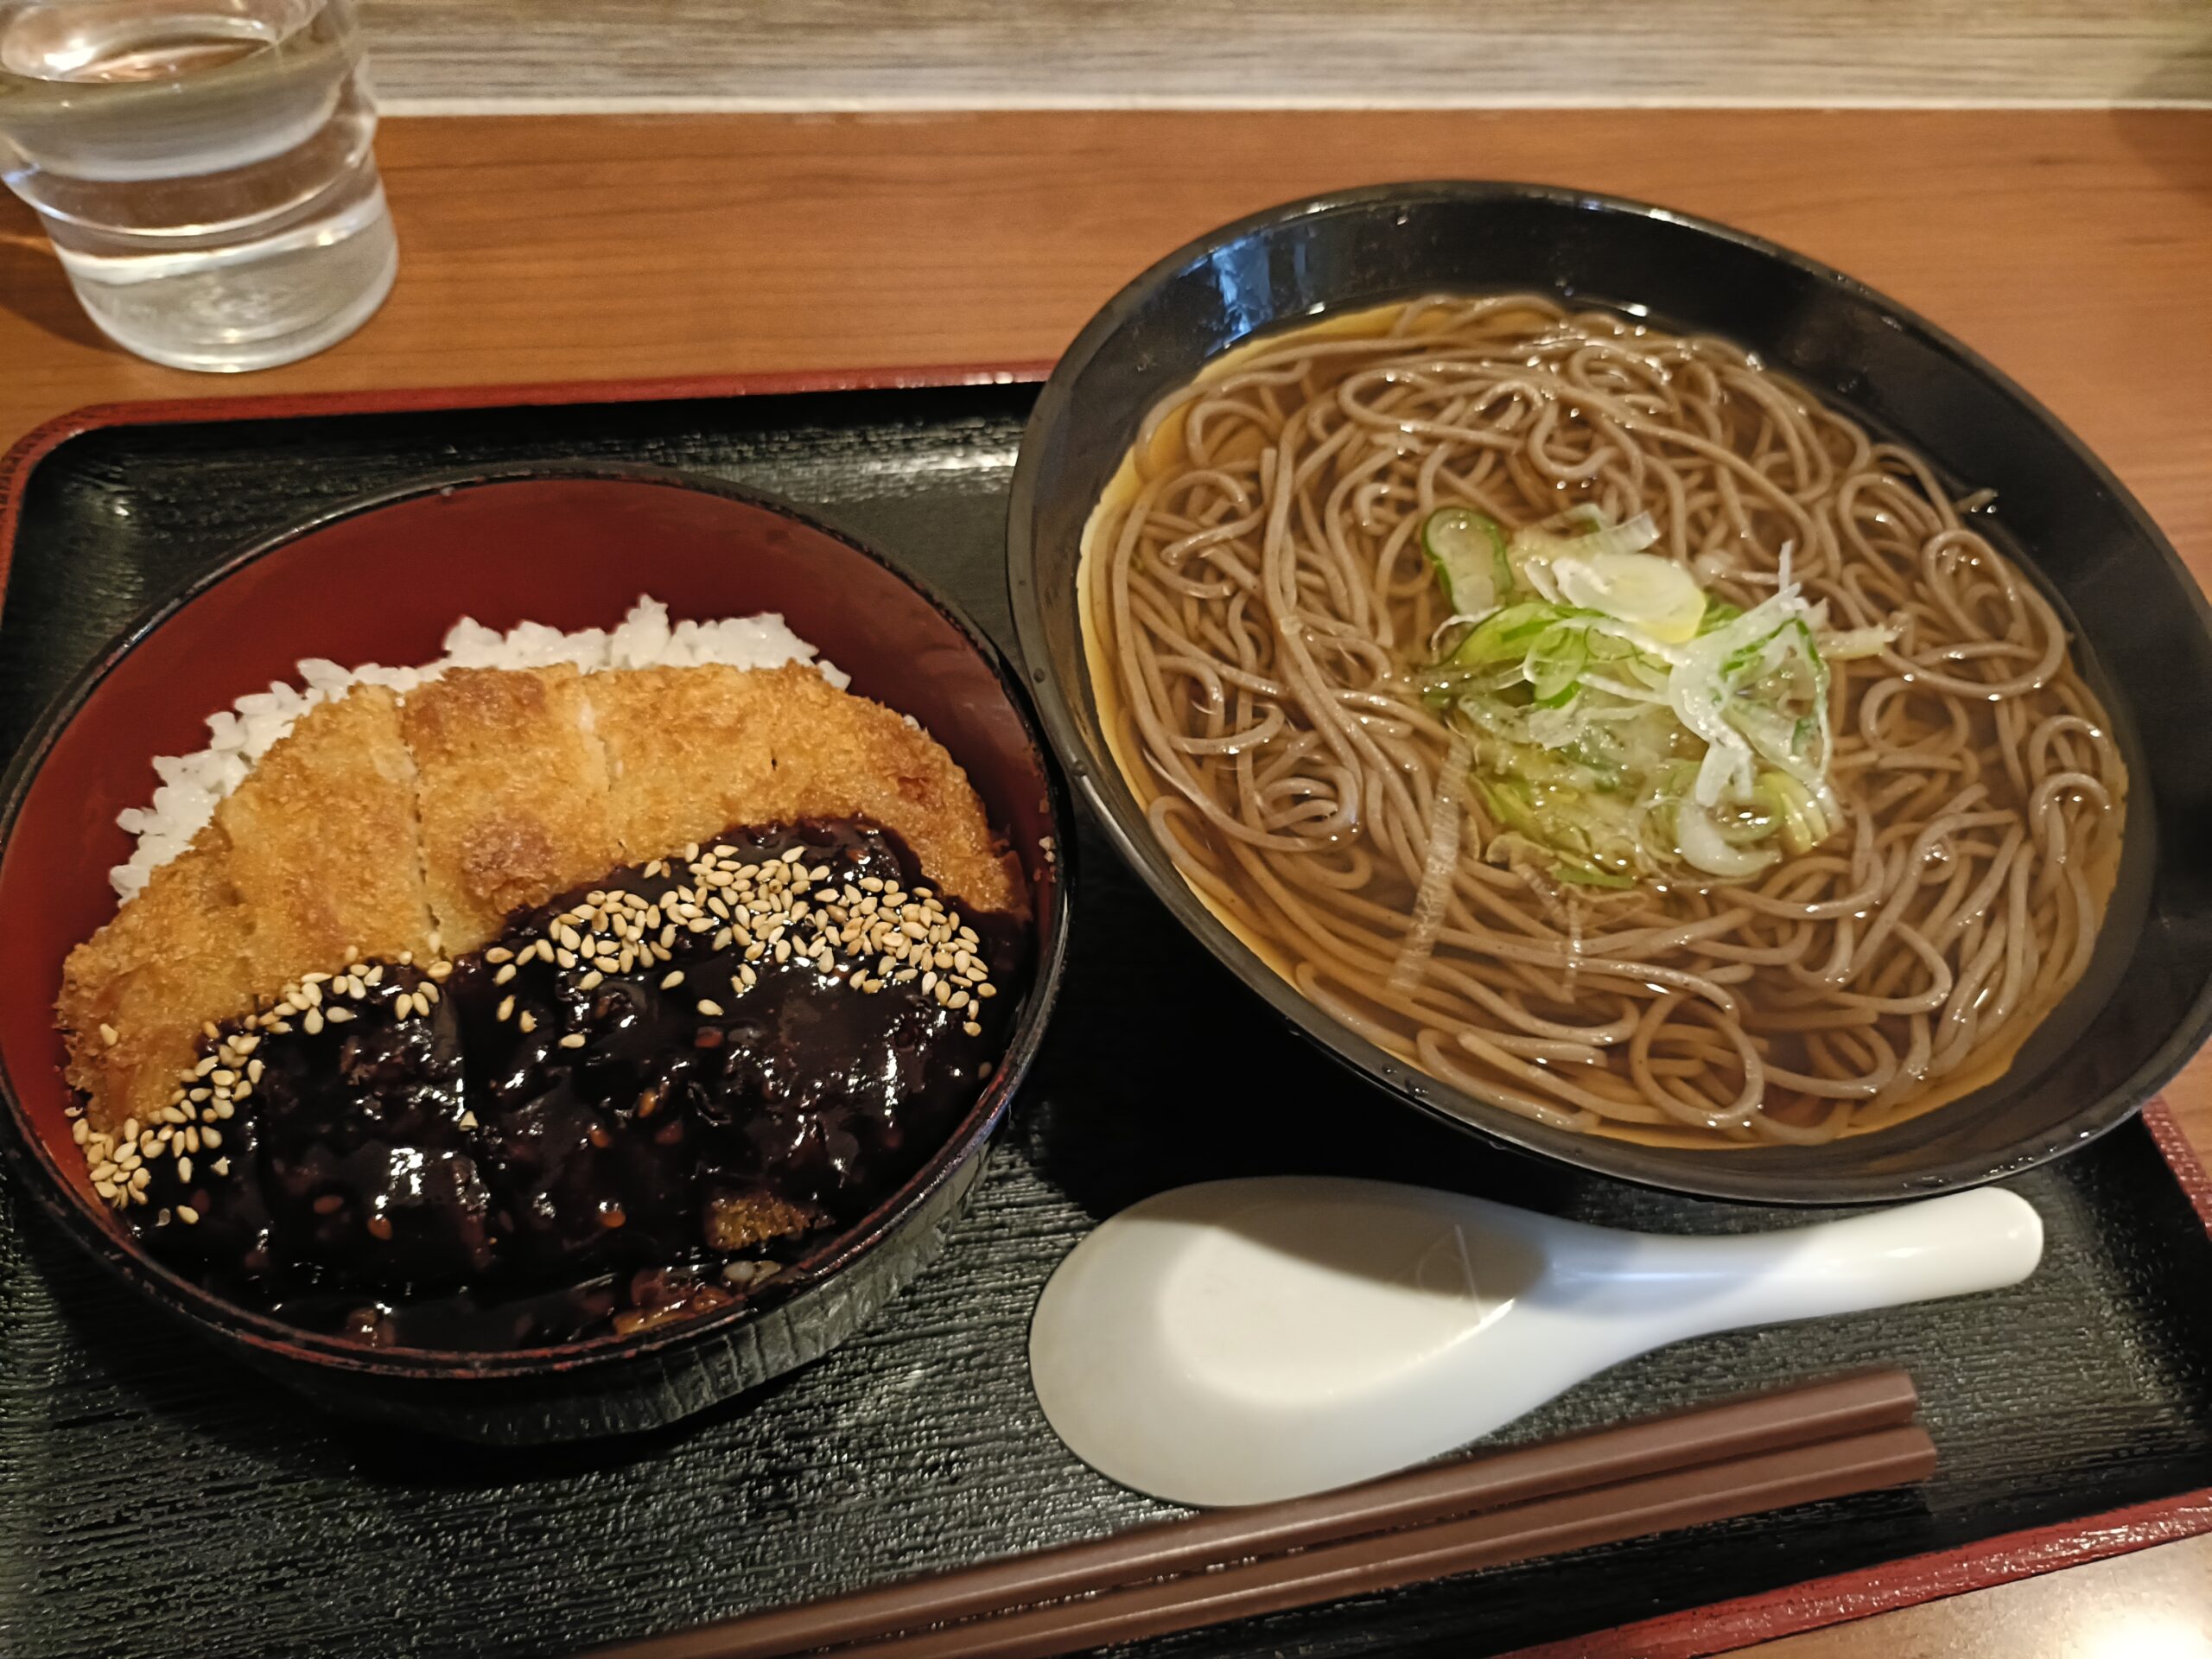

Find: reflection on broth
1082;296;2126;1149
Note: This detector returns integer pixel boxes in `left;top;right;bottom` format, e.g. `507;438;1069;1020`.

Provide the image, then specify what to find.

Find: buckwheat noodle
1082;295;2127;1147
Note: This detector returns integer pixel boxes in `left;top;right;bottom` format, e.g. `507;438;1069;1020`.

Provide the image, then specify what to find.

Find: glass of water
0;0;397;372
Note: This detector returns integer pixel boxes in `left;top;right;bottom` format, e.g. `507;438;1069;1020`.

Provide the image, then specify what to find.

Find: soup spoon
1029;1176;2041;1507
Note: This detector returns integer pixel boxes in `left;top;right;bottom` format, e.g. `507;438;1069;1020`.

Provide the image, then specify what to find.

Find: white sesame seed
963;1020;983;1038
99;1023;119;1047
327;1007;355;1024
696;999;724;1017
559;1033;587;1050
519;1010;537;1034
660;970;684;989
304;1008;325;1035
580;970;604;990
176;1205;200;1225
494;963;517;986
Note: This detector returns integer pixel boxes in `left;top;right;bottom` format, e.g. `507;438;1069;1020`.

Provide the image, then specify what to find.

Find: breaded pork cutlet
401;666;621;954
57;832;255;1135
61;660;1022;1139
58;690;438;1135
216;684;437;978
588;664;1023;916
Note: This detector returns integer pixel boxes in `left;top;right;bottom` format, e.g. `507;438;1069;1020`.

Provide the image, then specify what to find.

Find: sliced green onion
1421;507;1507;617
1449;601;1573;668
1674;798;1780;880
1525;624;1588;702
1555;863;1637;889
1819;624;1897;660
1754;771;1834;855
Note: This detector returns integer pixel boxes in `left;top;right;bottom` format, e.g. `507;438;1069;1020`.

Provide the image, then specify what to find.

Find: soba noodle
1081;295;2126;1147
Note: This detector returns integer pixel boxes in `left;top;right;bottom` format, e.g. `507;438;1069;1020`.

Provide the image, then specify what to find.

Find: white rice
111;596;848;903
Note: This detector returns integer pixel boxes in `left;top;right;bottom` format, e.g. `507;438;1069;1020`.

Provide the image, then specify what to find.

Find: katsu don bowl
0;465;1071;1442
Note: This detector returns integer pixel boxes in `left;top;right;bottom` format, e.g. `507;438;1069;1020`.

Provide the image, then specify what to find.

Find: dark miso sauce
128;819;1025;1350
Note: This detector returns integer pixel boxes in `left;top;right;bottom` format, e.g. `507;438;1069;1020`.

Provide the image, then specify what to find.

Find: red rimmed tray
0;368;2208;1659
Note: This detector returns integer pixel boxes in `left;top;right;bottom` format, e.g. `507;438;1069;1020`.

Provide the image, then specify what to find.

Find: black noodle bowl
1007;182;2212;1205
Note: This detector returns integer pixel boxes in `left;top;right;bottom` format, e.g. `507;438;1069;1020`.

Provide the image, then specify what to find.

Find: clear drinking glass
0;0;397;372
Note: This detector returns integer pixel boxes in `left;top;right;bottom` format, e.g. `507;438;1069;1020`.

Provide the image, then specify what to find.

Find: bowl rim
0;460;1075;1377
1005;176;2212;1205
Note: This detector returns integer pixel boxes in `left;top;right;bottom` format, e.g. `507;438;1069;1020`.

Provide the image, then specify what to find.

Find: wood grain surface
2;106;2211;1657
349;0;2212;112
1746;1531;2212;1656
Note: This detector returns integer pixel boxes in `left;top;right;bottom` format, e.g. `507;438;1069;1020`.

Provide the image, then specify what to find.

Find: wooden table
3;106;2210;1657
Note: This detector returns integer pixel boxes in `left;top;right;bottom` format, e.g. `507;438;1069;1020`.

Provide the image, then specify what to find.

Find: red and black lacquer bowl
0;465;1071;1443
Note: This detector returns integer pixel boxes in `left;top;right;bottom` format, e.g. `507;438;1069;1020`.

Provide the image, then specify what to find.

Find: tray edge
4;361;2209;1658
0;361;1054;637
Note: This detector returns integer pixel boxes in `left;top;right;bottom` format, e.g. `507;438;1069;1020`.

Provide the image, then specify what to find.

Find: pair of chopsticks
590;1369;1933;1659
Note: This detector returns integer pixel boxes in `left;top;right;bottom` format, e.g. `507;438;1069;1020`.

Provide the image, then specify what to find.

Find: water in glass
0;0;397;372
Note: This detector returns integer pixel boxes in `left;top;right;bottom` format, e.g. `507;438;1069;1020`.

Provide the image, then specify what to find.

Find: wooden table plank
2;106;2209;1656
353;0;2212;111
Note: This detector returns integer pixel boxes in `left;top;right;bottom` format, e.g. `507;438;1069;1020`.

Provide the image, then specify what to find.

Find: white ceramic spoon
1029;1176;2042;1507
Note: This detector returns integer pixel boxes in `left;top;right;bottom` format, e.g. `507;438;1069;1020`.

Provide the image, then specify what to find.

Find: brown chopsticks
590;1369;1933;1659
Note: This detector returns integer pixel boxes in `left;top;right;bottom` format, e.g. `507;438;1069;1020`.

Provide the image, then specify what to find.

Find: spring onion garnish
1417;504;1885;887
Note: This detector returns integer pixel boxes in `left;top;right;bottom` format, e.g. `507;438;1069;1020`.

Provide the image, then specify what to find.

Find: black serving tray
3;376;2210;1659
